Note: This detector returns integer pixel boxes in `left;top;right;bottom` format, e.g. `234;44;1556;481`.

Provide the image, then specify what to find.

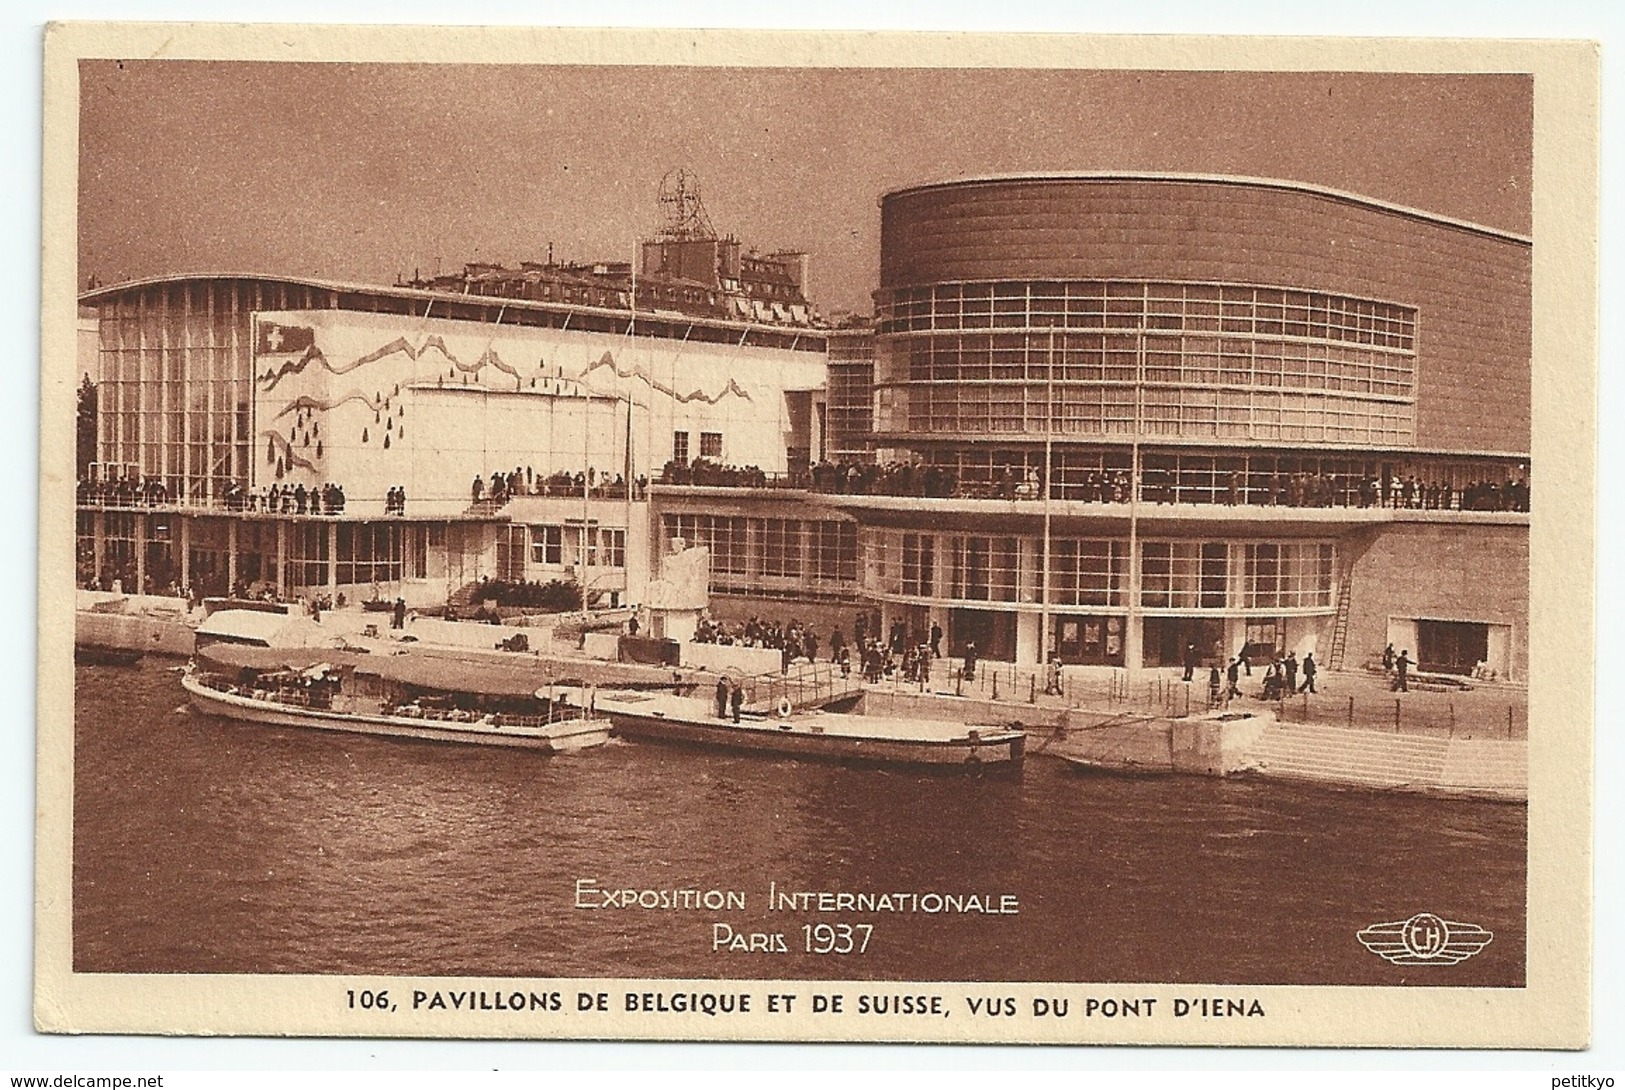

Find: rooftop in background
396;238;817;329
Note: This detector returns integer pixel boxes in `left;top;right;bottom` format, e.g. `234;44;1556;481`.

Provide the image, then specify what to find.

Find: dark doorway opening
1142;616;1226;668
1416;619;1489;675
951;608;1016;661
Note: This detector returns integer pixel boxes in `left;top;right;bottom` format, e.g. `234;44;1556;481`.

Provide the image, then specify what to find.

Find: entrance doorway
1052;614;1125;666
1416;619;1489;675
1243;618;1286;663
495;526;527;582
950;608;1016;661
1142;616;1226;668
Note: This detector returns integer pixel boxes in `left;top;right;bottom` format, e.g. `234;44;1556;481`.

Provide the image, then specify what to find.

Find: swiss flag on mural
257;320;315;355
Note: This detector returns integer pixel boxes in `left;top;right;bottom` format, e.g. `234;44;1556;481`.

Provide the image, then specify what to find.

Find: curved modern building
73;172;1531;680
828;174;1530;677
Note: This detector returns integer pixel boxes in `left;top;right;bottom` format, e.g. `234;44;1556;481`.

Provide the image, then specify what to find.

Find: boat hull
600;701;1024;769
182;671;608;752
75;644;145;667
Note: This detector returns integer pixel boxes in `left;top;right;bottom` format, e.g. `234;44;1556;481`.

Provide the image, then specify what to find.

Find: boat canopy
351;654;565;699
195;608;327;648
197;644;365;673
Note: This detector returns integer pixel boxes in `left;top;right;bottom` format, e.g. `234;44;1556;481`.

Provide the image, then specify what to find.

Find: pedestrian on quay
1209;665;1222;707
1284;651;1299;694
1045;653;1062;696
1382;643;1396;674
730;679;744;723
1182;642;1197;683
1226;656;1242;699
715;676;730;719
1299;652;1318;694
963;640;978;682
930;622;943;659
1393;650;1411;693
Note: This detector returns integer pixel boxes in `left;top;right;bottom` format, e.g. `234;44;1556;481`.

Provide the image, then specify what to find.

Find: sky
77;63;1532;315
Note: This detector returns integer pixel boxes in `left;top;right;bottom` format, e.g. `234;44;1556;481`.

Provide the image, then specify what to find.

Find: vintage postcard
36;24;1597;1046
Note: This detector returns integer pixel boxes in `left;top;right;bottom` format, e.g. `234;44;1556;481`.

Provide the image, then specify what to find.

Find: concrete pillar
1224;616;1248;663
1018;535;1042;607
1486;623;1513;681
134;512;147;595
1124;612;1144;671
1015;610;1041;667
1125;536;1143;672
326;521;338;598
179;516;191;590
226;519;238;591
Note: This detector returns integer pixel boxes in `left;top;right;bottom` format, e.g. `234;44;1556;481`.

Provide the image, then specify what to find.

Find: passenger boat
182;645;609;752
593;690;1024;769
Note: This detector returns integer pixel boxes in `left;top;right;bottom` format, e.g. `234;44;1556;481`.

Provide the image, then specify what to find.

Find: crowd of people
646;456;1533;513
806;460;964;498
76;475;174;507
691;611;955;685
1202;646;1324;704
471;466;646;505
657;459;773;489
460;576;582;613
692;614;822;674
223;481;350;515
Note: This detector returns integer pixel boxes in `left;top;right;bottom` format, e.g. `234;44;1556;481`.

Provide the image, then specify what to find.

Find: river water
73;659;1526;986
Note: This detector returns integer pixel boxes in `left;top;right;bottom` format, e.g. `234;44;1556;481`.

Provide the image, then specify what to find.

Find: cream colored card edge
34;23;1599;1048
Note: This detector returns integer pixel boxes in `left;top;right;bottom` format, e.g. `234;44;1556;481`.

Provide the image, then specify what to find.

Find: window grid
1243;542;1336;609
663;514;858;596
879;280;1416;351
873;279;1417;444
862;529;1333;612
530;525;563;565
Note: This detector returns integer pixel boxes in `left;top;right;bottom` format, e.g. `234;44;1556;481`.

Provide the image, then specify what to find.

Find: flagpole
1039;332;1054;676
1127;309;1145;686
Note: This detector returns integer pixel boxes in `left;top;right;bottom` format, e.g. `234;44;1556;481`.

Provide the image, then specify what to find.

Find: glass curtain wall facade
863;529;1333;615
661;513;859;600
873;280;1417;447
826;329;876;461
94;279;350;503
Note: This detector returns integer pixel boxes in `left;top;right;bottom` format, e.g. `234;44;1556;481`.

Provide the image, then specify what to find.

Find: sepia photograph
34;24;1598;1047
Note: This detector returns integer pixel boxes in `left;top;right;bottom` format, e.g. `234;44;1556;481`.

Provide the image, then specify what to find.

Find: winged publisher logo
1357;913;1494;965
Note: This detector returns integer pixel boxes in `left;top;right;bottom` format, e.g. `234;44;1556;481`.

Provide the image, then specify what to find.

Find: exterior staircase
1437;739;1527;797
1248;721;1450;790
445;580;488;616
464;496;511;518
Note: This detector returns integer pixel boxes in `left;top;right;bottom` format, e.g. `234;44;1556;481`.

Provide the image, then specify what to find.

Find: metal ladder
1327;571;1353;670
